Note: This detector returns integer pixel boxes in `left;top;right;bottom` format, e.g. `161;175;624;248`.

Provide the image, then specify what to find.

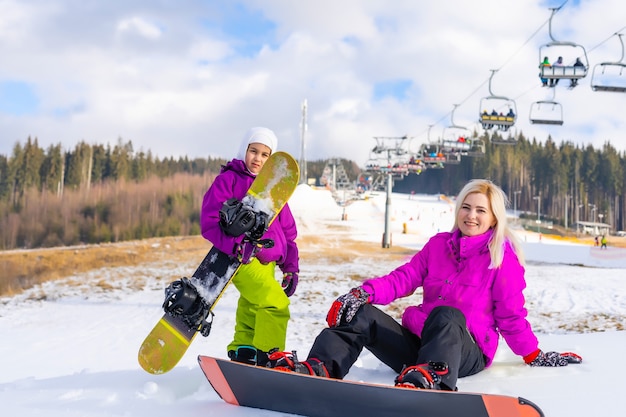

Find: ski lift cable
441;2;590;123
586;28;626;55
508;30;626;106
459;18;552;108
491;2;565;74
415;2;618;145
512;29;626;102
454;3;576;102
423;11;555;134
546;2;570;43
494;17;551;73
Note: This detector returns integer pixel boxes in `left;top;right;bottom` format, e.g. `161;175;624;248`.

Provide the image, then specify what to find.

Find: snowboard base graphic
198;355;544;417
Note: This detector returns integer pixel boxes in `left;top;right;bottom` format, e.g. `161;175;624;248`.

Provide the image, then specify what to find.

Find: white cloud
1;0;625;165
116;16;162;40
188;39;234;62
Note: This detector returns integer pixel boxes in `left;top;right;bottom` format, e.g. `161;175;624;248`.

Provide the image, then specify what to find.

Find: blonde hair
452;179;524;268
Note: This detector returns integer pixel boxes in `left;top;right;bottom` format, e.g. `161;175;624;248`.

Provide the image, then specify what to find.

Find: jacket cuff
361;283;375;303
523;349;541;364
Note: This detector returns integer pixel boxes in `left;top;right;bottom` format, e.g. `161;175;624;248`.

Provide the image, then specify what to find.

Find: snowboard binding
163;277;214;336
219;197;270;240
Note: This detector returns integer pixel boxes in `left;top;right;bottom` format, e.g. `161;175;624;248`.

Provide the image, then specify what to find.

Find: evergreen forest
394;130;625;234
0;137;357;250
1;130;625;251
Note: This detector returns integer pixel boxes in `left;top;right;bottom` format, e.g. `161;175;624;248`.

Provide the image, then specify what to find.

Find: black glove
326;287;370;327
526;350;582;367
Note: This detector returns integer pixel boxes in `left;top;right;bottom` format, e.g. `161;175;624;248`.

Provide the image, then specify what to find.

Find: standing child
200;127;300;366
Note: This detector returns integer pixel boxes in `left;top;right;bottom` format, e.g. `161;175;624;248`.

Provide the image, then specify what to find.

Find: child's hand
282;273;298;297
254;228;286;265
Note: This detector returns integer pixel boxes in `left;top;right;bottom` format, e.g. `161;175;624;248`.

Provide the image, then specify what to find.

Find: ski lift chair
443;104;472;155
479;70;517;131
529;100;564;125
444;151;461;165
539;43;589;81
407;154;426;174
491;129;518;146
538;8;589;85
466;139;486;157
590;34;626;93
591;63;626;92
420;143;446;168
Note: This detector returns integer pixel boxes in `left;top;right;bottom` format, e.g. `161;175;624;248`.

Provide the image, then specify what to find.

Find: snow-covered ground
1;185;624;417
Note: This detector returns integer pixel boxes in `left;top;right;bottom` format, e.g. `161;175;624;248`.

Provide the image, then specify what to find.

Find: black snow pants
307;304;486;390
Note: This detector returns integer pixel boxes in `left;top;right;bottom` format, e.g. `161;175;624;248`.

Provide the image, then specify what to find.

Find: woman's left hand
525;350;582;366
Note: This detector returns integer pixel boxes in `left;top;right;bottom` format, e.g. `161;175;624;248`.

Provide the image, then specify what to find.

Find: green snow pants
227;258;291;353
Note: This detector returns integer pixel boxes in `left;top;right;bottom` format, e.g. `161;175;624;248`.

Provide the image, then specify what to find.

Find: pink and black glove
281;273;298;297
236;238;274;264
524;349;582;367
254;228;285;265
326;287;371;328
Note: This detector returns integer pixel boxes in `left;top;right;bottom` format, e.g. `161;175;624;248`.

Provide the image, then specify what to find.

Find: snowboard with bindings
138;151;299;374
198;355;545;417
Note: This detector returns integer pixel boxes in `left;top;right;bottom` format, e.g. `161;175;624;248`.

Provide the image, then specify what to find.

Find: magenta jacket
200;159;299;274
362;229;538;367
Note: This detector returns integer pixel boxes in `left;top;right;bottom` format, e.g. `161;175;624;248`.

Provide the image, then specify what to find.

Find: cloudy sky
1;0;625;165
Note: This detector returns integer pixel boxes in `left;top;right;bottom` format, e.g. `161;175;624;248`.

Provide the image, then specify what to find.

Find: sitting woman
268;179;581;391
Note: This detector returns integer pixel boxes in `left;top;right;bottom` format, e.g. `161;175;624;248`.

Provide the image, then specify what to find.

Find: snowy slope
1;185;624;417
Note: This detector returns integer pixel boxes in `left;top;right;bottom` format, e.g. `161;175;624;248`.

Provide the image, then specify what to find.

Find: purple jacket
362;229;538;367
200;159;299;274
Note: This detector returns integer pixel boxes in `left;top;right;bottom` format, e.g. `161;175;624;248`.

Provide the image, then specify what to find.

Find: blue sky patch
200;3;277;58
0;81;38;116
373;79;413;101
543;0;580;8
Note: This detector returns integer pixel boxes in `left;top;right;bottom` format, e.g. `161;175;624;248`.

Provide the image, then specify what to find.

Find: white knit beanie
236;127;278;160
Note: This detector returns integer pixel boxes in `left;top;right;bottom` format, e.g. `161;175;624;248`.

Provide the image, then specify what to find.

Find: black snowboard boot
267;350;329;377
228;346;269;366
395;361;450;390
